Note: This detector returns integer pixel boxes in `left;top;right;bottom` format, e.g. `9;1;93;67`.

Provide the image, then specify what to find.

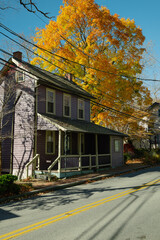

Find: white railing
47;154;111;173
26;154;40;178
48;156;60;180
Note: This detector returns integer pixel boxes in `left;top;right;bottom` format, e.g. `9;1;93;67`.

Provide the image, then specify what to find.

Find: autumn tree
31;0;152;137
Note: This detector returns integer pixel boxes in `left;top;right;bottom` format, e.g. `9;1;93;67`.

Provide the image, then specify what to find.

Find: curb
0;165;150;204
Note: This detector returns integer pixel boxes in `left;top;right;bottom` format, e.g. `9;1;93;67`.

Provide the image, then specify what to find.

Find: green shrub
0;174;20;195
143;150;160;165
124;153;133;163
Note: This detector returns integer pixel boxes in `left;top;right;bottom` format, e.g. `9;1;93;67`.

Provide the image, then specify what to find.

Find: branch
19;0;54;19
0;6;16;10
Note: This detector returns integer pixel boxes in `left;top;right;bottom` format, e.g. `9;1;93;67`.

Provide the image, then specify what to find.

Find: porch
36;130;111;179
26;114;125;179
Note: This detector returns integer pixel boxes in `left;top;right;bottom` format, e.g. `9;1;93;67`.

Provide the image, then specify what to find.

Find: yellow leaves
31;0;152;137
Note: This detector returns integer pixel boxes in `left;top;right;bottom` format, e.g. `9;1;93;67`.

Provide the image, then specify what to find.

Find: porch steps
35;170;94;180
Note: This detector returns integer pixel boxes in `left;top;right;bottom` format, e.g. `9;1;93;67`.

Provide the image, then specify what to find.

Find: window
46;89;55;114
16;71;24;82
78;99;85;119
158;109;160;117
63;94;71;117
46;131;55;154
114;139;120;153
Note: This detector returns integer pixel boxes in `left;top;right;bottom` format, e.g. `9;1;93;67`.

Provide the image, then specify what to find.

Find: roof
147;102;160;111
38;113;127;137
12;57;94;100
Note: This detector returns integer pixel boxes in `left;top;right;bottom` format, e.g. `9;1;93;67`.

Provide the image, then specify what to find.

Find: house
0;51;127;179
132;102;160;150
146;102;160;149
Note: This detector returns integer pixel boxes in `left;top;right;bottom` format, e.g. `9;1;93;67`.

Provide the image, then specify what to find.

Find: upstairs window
63;94;71;117
46;89;55;114
46;131;55;154
78;99;85;119
16;71;24;82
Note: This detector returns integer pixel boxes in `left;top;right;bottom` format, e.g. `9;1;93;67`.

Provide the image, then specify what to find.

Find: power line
0;33;71;74
0;56;159;132
0;49;156;120
1;23;160;82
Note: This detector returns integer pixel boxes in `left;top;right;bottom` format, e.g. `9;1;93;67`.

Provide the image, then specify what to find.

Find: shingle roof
13;57;93;99
38;113;127;137
147;102;160;111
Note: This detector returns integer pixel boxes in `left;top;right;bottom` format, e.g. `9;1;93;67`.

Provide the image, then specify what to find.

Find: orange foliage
31;0;152;137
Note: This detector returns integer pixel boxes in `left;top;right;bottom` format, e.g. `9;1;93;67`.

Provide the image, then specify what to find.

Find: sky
1;0;160;95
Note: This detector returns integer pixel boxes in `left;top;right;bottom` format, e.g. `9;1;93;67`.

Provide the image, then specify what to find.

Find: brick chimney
13;51;22;61
65;73;73;82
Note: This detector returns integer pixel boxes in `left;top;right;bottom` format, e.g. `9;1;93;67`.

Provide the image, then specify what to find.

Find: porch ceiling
37;113;127;137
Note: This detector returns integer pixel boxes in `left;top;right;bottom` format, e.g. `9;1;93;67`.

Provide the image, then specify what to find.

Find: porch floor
35;168;110;179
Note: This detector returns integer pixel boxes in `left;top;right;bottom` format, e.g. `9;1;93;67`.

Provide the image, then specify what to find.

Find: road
0;166;160;240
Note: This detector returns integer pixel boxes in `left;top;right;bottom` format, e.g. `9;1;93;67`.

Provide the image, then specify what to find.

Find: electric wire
1;23;160;82
0;56;159;131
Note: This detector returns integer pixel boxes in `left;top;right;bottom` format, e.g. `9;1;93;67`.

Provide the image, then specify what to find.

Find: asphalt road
0;166;160;240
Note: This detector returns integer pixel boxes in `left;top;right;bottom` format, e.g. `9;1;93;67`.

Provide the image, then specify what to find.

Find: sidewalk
0;163;150;204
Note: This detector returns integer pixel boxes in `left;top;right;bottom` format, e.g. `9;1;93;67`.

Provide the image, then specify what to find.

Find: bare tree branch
19;0;54;19
0;6;16;10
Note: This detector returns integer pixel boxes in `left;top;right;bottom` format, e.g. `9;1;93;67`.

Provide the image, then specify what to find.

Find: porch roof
38;113;127;137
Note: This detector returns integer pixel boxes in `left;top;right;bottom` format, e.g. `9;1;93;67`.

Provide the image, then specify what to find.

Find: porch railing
47;154;111;173
26;154;40;178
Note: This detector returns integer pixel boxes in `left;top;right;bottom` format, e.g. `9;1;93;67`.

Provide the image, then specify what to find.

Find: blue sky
1;0;160;94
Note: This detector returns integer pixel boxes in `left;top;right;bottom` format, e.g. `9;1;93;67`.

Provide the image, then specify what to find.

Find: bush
145;149;160;164
0;174;20;195
124;152;133;163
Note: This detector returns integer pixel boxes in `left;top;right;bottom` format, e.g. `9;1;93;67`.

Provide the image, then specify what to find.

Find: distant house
0;51;127;179
147;102;160;149
132;102;160;150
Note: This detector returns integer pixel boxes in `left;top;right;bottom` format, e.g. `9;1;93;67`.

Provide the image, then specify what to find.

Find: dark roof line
38;113;128;137
13;57;94;99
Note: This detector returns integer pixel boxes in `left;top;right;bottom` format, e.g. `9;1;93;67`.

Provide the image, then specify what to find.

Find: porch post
110;136;113;167
78;133;82;171
58;130;62;173
95;134;99;169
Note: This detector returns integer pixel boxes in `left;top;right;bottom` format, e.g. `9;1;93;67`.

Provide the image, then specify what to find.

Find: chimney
13;51;22;61
65;73;73;82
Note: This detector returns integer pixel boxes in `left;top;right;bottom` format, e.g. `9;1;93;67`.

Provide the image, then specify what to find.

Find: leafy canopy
32;0;152;137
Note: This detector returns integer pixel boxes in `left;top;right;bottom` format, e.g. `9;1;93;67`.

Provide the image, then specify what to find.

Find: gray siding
56;90;63;117
1;73;16;172
38;85;46;114
12;71;35;178
71;95;77;120
85;100;90;122
111;136;124;168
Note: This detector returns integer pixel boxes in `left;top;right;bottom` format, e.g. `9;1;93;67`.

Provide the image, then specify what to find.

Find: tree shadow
0;208;19;221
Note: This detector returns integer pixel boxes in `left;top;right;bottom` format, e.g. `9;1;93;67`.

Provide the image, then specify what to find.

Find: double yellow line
1;178;160;240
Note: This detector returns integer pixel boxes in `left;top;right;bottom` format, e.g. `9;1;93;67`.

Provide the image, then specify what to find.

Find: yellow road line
1;178;160;240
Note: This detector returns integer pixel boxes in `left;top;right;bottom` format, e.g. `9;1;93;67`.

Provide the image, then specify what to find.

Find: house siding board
85;100;90;122
71;95;77;119
13;72;35;178
56;90;63;117
1;113;13;171
111;136;124;168
38;85;46;114
1;73;16;172
37;130;58;170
